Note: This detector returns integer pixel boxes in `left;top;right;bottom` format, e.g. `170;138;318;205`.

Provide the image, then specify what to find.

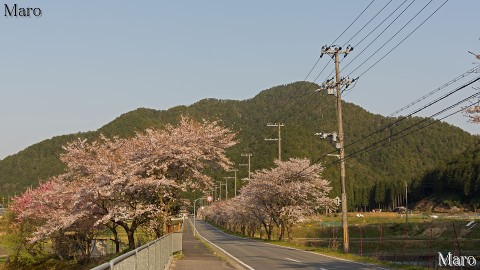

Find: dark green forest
0;82;477;210
412;143;480;209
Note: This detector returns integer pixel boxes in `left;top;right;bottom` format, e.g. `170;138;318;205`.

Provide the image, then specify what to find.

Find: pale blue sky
1;1;479;159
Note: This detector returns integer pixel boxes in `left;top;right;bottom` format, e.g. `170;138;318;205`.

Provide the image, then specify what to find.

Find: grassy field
275;212;480;268
0;215;9;269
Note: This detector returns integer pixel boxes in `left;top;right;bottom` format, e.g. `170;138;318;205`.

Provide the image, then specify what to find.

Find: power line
342;75;480;151
309;76;480;165
326;90;480;168
277;0;445;125
345;0;436;76
327;102;478;169
272;2;380;124
275;0;429;124
341;0;394;48
320;0;414;83
350;0;449;78
330;0;376;46
389;65;480;117
353;0;410;49
338;0;417;75
275;0;448;133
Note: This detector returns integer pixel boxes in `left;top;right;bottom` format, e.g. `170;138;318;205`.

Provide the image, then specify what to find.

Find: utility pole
405;181;408;224
223;176;235;199
240;153;252;180
265;123;284;161
228;169;238;197
318;44;354;254
225;178;228;199
217;181;224;201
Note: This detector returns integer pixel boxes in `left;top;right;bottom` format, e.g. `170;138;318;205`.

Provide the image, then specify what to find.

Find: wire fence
286;219;480;268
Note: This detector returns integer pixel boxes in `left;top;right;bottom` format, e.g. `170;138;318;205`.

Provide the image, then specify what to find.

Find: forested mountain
412;143;480;209
0;82;476;210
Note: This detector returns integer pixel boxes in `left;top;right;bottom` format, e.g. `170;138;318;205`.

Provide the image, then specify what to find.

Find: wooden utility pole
230;170;238;196
240;153;252;180
265;123;284;161
405;182;408;224
224;176;235;199
217;182;224;201
319;44;354;253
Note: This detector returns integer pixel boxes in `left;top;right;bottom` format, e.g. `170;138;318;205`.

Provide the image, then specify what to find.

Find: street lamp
193;196;213;237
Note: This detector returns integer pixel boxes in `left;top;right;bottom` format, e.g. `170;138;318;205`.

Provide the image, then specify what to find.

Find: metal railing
91;232;182;270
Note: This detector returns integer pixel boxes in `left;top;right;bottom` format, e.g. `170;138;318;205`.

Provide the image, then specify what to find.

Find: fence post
153;240;157;270
360;225;363;256
376;224;382;258
134;248;138;270
331;227;335;250
453;238;457;270
403;224;406;261
430;226;433;268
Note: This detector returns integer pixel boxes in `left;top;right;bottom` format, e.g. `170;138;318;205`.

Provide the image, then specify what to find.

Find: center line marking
285;257;301;263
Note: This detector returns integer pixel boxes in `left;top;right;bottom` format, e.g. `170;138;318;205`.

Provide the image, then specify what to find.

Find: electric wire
341;0;394;48
330;0;376;46
275;0;449;141
310;76;480;165
323;105;468;169
353;0;410;49
349;0;449;78
277;0;427;123
321;0;414;82
324;95;480;168
339;0;420;76
271;1;380;124
342;75;480;150
389;65;480;117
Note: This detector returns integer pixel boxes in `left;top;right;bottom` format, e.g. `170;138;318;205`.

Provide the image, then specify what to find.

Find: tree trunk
112;228;120;253
126;229;135;250
278;224;285;241
287;223;293;242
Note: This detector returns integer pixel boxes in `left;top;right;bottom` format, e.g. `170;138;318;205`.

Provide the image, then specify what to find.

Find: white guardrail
90;231;182;270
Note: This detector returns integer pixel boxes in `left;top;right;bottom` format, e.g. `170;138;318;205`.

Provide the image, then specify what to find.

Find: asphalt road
193;218;389;270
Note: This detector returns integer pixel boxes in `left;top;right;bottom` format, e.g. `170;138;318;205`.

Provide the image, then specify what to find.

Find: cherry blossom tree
58;117;237;249
59;135;171;250
465;102;480;123
9;178;99;259
9;116;237;254
201;158;334;241
242;158;333;240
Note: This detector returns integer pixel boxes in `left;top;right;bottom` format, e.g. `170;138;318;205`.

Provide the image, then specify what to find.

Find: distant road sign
334;196;341;206
207;196;213;202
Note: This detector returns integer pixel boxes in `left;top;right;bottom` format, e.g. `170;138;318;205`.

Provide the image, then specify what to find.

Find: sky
1;0;480;159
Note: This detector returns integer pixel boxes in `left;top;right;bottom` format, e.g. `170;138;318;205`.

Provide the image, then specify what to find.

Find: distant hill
412;143;480;210
0;82;476;210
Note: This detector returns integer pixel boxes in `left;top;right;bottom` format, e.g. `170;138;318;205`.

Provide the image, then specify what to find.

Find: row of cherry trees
8;117;237;260
200;158;334;241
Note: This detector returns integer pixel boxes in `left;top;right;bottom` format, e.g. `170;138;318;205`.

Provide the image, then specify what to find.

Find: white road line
265;241;390;270
201;220;390;270
191;219;256;270
285;257;301;263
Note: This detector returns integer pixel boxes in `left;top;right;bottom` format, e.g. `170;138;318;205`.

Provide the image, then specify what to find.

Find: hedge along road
193;219;390;270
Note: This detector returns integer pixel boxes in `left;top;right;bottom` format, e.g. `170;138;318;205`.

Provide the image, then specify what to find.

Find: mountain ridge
0;82;476;210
